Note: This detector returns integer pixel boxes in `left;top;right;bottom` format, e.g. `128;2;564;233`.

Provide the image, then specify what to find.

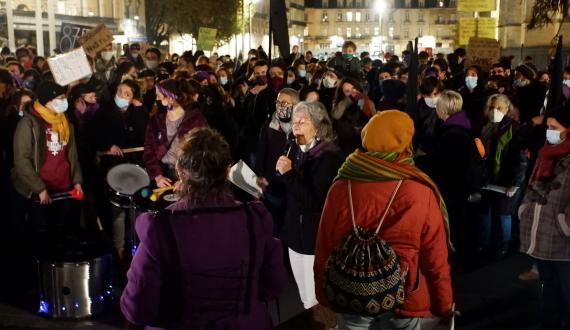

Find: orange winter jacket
314;179;453;318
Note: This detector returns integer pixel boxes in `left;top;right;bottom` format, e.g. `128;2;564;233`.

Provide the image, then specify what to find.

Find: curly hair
176;128;232;203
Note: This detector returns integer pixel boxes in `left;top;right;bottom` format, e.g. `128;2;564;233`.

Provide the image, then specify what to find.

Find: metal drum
37;232;112;319
106;164;150;208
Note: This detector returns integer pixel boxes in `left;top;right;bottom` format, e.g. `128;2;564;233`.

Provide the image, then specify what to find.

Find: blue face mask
298;70;306;78
23;80;35;90
114;95;130;109
563;80;570;88
220;77;228;86
52;98;69;113
465;76;478;90
514;79;526;88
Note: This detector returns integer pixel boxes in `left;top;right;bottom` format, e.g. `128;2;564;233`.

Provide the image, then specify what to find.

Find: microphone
276;133;295;177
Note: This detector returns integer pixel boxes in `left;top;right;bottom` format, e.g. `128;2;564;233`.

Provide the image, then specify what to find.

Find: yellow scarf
33;100;70;144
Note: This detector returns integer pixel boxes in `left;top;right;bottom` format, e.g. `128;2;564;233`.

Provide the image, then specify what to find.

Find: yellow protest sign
478;17;497;39
466;37;500;72
457;0;495;12
457;18;477;45
197;27;217;51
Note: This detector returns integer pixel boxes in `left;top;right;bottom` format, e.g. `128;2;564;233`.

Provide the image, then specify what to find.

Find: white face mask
52;98;69;113
287;77;295;85
424;96;439;109
101;51;114;61
146;60;158;70
546;129;563;145
564;80;570;88
465;76;478;90
491;108;505;123
323;77;337;89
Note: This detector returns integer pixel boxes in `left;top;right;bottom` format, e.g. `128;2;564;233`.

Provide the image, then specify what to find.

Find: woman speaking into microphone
274;101;342;309
143;78;208;187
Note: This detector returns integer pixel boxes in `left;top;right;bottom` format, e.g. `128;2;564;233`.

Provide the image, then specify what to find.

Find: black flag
546;35;563;115
406;38;419;120
270;0;290;58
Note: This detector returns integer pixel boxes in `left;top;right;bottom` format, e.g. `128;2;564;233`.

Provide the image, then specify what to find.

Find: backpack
323;180;406;317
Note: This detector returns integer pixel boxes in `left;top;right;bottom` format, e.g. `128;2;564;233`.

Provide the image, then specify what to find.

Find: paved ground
0;251;541;330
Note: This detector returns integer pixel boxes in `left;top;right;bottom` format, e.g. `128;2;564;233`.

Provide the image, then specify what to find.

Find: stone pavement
0;253;541;329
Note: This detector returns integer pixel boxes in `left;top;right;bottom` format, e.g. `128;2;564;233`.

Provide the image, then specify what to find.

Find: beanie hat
361;110;415;153
37;81;66;106
516;64;536;80
193;70;210;82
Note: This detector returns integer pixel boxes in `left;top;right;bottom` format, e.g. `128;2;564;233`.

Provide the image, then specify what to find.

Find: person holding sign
12;81;83;234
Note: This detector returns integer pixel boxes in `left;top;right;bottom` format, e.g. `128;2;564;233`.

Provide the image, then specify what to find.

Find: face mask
23;80;34;90
424;96;439;109
256;75;268;85
546;129;563;145
287;77;295;85
276;104;293;122
491;108;505;123
220;77;228;86
146;60;158;70
465;76;478;90
564;80;570;88
343;53;354;60
298;70;306;78
131;52;139;59
52;98;68;113
271;76;284;92
323;77;337;89
101;51;114;61
514;79;526;88
114;95;130;109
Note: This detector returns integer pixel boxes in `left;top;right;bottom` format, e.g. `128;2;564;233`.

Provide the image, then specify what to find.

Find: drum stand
129;196;139;257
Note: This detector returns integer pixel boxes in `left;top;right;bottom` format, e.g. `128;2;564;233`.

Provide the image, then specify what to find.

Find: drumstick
150;186;175;202
96;147;145;157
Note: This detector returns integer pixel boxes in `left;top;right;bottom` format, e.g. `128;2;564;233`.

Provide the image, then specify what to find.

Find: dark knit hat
37;81;66;106
381;79;406;102
516;64;537;80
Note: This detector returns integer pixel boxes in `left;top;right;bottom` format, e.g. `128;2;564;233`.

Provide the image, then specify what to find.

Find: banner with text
197;27;217;51
59;23;91;53
47;47;92;86
457;0;496;12
457;17;477;45
80;24;114;58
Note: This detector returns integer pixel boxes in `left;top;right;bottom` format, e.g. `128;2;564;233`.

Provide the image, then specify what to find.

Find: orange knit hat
361;110;415;153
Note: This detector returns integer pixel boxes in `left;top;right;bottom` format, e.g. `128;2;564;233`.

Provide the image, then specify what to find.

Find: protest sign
47;47;92;86
80;24;114;58
465;37;500;72
59;23;91;53
457;0;495;12
457;18;477;45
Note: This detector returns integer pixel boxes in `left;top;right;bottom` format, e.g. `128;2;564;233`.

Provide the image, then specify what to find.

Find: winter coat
327;56;363;81
143;108;208;180
515;80;547;124
413;99;442;155
520;154;570;261
11;106;82;198
331;98;374;157
121;197;288;329
315;179;453;318
278;141;342;254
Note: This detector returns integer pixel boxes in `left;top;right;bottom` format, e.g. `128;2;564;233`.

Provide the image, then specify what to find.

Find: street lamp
374;0;386;56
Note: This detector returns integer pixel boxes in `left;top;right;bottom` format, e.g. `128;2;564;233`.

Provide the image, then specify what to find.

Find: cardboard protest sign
197;27;217;51
457;18;477;45
465;37;500;72
59;23;91;53
47;47;92;86
80;24;114;58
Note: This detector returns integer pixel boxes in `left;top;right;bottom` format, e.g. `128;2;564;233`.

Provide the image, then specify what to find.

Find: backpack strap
347;180;403;239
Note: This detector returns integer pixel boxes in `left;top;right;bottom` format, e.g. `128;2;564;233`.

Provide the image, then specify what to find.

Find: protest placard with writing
47;47;92;86
80;24;114;58
59;23;91;53
465;37;500;72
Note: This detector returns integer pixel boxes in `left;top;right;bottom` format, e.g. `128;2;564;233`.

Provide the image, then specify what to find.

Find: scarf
33;101;70;144
529;139;570;185
336;150;453;250
493;124;513;182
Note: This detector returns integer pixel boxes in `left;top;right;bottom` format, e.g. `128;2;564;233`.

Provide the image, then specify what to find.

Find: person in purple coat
121;127;288;329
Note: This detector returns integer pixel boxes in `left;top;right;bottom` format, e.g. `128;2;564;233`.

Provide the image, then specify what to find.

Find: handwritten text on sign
466;37;500;72
47;48;92;86
80;24;114;58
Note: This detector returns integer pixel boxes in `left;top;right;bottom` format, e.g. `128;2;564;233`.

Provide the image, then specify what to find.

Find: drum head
106;164;150;195
134;188;179;213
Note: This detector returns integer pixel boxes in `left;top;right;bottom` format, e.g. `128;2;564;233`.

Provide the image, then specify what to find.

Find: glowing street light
374;0;387;55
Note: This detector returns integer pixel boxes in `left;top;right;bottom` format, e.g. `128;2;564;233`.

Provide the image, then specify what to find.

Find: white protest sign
47;47;92;86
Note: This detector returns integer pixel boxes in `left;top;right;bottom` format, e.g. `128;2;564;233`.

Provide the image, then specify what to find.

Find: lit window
419;0;425;8
322;12;329;22
337;12;343;21
356;27;361;38
389;27;394;38
356;12;361;22
347;27;352;37
374;27;380;35
418;27;423;36
439;1;444;7
347;12;353;22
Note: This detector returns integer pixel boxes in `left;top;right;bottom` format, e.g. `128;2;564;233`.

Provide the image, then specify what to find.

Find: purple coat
143;108;208;180
120;196;288;329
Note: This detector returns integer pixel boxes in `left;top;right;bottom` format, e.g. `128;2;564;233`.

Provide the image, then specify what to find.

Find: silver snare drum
106;164;150;208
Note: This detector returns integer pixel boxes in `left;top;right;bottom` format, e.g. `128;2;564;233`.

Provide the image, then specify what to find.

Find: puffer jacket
315;179;453;318
520;154;570;261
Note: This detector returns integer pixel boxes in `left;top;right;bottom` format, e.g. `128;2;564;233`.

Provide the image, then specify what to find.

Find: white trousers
288;248;319;309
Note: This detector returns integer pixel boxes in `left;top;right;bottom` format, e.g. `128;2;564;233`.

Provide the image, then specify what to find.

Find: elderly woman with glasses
274;101;342;309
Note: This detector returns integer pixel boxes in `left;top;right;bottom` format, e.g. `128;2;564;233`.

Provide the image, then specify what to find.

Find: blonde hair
436;90;463;117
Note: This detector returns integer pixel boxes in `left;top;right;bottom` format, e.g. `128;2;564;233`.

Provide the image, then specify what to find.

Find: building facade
304;0;457;58
0;0;146;56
